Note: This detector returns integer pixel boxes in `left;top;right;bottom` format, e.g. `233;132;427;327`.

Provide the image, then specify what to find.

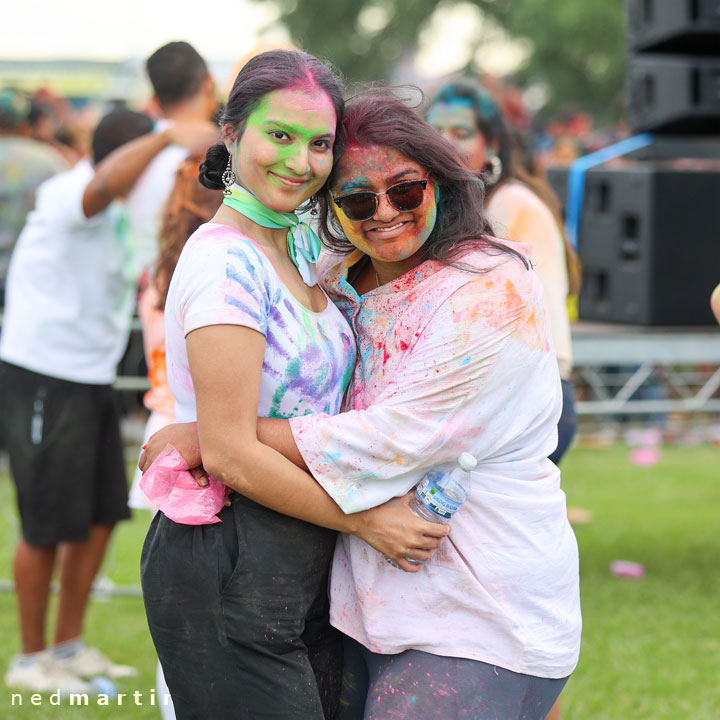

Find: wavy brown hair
316;87;527;270
155;155;223;309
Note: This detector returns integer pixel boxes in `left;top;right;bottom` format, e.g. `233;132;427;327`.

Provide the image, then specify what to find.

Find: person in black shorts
0;109;217;693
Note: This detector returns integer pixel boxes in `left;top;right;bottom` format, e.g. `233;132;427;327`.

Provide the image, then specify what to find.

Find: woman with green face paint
141;89;581;719
140;53;447;720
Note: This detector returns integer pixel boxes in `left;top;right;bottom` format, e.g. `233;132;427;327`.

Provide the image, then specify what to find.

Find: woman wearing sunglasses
141;88;581;719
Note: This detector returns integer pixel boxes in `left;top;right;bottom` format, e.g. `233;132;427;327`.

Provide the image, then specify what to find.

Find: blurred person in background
28;95;82;167
0;88;69;306
128;41;218;276
0;109;216;694
712;283;720;324
428;80;582;720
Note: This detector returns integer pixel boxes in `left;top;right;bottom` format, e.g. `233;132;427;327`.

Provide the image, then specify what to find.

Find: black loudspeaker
577;164;720;325
628;0;720;54
546;167;569;219
627;54;720;133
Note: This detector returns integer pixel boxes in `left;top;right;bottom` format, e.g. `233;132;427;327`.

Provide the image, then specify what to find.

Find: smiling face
226;86;336;213
426;102;487;174
330;144;437;264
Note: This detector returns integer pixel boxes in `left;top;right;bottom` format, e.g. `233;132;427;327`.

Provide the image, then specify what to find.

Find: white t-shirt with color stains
165;222;355;424
290;240;581;679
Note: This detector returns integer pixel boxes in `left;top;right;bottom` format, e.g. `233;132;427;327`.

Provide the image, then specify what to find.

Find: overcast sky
1;0;281;62
1;0;524;80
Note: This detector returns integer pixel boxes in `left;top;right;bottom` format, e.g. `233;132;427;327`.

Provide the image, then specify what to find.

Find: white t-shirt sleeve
174;230;271;338
38;161;106;231
290;268;556;512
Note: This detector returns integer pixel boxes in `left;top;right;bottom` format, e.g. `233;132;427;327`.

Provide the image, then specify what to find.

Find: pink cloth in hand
140;447;227;525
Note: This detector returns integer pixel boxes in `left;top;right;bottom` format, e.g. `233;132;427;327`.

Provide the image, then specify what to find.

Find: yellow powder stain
450;272;551;355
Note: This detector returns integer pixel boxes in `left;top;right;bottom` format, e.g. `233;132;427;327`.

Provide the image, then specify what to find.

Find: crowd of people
5;39;710;720
0;41;218;702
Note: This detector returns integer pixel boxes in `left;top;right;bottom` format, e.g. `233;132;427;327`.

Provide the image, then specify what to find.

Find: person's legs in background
13;539;56;655
54;524;113;644
1;364;133;690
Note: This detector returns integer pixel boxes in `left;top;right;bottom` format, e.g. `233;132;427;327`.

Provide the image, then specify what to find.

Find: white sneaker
5;652;92;693
53;645;137;679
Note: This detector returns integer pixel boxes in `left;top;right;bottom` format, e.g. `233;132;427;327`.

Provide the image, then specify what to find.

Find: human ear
222;125;235;153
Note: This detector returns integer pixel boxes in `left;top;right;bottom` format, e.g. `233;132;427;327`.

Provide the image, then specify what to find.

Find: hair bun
199;142;229;190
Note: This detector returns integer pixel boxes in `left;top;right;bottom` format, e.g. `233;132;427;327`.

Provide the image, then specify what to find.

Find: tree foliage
504;0;626;120
255;0;627;121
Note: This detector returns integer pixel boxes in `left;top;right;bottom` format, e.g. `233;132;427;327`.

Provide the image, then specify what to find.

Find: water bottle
386;452;477;568
409;452;477;524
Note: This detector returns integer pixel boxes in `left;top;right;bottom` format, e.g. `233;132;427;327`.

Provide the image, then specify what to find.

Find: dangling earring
310;194;319;216
222;154;236;196
483;150;502;186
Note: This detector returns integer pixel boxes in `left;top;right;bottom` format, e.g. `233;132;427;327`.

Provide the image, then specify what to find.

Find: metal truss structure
571;323;720;416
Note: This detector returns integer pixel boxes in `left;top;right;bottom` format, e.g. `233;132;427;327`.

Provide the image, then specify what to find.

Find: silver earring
222;155;236;196
310;195;319;216
483;151;502;186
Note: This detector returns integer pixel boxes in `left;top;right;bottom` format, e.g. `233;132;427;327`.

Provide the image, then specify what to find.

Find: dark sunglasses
332;174;430;222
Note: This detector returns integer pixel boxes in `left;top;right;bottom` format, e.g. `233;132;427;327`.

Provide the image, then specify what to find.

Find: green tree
505;0;626;120
255;0;626;121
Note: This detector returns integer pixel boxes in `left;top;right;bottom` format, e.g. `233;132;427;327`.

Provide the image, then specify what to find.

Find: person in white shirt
0;109;217;694
126;41;218;273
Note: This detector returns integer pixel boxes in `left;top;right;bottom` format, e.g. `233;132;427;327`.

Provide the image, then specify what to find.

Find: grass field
0;442;718;719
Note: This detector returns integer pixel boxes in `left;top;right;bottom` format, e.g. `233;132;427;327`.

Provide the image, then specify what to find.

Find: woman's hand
353;492;450;573
138;422;202;474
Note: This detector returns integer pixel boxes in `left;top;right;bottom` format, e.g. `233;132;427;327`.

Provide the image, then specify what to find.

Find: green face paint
229;86;337;213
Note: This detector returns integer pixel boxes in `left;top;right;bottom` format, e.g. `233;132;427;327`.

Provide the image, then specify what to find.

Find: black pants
141;492;342;719
549;378;577;466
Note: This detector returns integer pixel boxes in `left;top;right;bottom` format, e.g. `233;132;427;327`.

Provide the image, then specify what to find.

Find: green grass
0;444;719;718
559;443;720;719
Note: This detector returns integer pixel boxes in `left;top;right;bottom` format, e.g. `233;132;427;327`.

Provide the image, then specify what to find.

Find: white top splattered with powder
165;222;355;424
290;239;581;678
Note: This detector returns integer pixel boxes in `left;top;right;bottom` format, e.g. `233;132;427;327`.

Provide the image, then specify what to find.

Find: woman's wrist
342;509;364;536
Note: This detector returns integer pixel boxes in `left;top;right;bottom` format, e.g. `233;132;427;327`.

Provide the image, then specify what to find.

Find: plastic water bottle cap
457;452;477;471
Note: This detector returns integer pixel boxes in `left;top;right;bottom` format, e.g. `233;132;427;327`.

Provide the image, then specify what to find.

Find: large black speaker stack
549;0;720;325
627;0;720;133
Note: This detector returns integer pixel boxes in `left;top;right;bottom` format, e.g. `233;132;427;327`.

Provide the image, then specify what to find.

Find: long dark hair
429;79;581;293
199;49;345;191
316;87;526;268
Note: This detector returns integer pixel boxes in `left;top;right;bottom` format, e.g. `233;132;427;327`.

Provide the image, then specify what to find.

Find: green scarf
222;184;321;286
